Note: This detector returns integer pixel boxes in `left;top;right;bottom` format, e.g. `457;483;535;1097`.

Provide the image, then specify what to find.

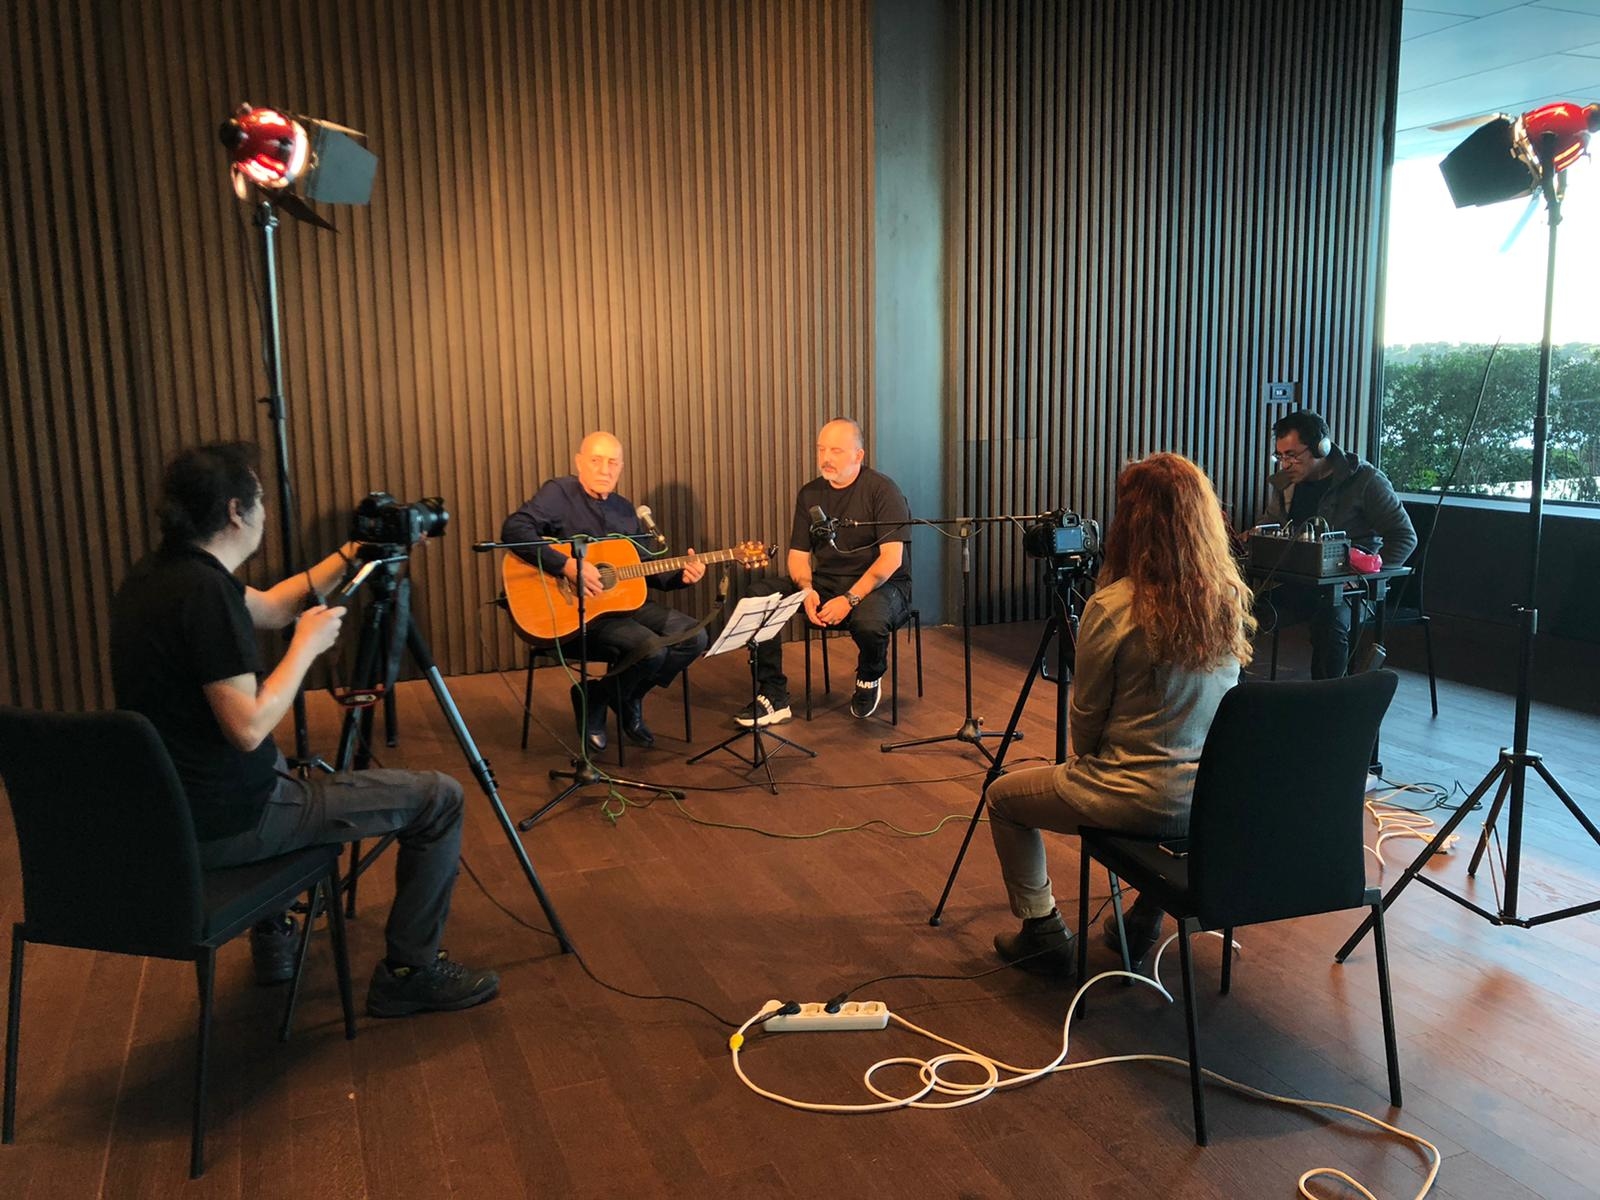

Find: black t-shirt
1288;475;1333;523
110;544;280;841
789;467;912;592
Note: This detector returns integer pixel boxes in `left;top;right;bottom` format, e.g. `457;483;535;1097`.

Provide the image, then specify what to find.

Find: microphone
635;504;666;548
808;504;838;550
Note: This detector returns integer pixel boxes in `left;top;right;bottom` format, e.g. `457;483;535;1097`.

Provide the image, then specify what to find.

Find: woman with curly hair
988;452;1256;975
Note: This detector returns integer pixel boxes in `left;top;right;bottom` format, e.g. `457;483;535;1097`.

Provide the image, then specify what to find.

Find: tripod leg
1533;758;1600;847
1336;758;1507;961
404;621;575;953
1465;765;1513;877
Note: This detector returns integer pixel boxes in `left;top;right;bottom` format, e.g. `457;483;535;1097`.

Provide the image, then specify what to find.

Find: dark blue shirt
501;476;683;588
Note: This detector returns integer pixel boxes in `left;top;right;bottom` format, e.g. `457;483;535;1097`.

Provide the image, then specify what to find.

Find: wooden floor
3;621;1599;1199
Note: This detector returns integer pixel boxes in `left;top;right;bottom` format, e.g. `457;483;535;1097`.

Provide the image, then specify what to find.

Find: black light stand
880;517;1025;763
928;562;1083;925
1337;132;1600;959
332;551;573;952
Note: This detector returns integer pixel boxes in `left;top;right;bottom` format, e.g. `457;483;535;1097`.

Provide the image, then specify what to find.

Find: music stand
688;590;816;794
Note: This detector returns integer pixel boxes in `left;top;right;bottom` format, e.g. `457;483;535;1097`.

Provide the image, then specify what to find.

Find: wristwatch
845;591;862;608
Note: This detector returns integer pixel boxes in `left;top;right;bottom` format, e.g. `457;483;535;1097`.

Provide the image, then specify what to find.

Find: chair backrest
1389;507;1434;617
1187;672;1398;929
0;708;205;955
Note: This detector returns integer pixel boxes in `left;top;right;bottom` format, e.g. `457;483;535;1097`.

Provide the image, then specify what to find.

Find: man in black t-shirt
735;418;912;725
1254;410;1416;678
110;442;498;1018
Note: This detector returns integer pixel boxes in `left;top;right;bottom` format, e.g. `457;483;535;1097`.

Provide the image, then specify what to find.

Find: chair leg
191;949;217;1179
681;668;693;742
913;611;924;697
1421;617;1439;718
1177;921;1208;1146
1220;926;1234;995
821;628;831;694
279;882;320;1042
1076;850;1092;1016
520;650;536;750
612;677;625;767
1370;902;1403;1108
803;625;814;721
1270;625;1280;681
890;627;900;725
4;929;23;1144
325;866;357;1040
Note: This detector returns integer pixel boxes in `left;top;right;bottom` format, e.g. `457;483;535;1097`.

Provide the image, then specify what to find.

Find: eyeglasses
1273;448;1312;465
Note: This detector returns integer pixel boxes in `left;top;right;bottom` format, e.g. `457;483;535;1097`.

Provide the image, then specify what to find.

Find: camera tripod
332;550;573;951
928;561;1085;925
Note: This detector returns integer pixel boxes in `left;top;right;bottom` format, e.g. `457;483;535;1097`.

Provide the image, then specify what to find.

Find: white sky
1383;154;1600;347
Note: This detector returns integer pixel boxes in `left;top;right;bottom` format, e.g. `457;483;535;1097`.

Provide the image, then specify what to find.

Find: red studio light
219;104;309;195
1522;101;1600;172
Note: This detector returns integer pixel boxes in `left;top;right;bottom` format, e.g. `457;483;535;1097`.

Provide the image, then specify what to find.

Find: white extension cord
1365;784;1461;868
729;933;1440;1200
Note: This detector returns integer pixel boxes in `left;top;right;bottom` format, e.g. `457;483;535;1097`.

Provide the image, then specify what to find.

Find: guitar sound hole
596;565;618;591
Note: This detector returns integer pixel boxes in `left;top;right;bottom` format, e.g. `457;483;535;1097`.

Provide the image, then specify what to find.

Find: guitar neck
615;546;744;580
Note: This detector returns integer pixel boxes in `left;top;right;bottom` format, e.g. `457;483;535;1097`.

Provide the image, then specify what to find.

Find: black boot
570;681;608;754
993;908;1078;977
1102;895;1165;966
616;681;655;748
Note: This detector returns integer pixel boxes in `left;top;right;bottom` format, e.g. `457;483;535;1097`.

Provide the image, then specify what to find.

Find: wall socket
1267;381;1297;405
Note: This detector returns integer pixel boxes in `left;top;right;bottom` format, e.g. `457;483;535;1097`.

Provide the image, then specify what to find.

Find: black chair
518;646;692;763
1382;517;1439;717
1076;672;1402;1146
0;709;356;1179
802;608;923;724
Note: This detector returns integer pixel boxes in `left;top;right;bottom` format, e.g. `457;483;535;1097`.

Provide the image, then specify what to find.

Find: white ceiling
1398;1;1600;160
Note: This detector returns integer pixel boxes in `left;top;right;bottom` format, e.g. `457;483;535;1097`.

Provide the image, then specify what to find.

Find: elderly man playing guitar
502;430;711;754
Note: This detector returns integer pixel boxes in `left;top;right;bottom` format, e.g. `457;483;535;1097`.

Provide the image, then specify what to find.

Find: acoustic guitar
503;538;772;643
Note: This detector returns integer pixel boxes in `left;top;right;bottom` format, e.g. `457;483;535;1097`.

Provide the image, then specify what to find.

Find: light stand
879;516;1025;763
1338;125;1600;959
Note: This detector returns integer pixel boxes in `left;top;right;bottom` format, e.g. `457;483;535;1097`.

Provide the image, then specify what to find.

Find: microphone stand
476;534;683;829
873;515;1034;764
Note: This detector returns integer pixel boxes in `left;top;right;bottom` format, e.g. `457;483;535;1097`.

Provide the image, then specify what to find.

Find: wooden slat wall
0;0;873;709
951;0;1396;622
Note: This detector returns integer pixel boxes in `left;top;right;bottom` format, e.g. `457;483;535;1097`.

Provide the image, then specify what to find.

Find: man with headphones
1257;410;1417;678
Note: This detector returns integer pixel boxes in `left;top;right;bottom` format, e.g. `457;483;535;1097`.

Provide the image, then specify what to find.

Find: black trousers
747;576;911;695
581;599;707;699
199;763;465;969
1259;583;1359;680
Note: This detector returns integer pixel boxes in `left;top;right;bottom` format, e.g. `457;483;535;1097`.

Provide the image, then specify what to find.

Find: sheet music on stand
690;588;815;794
705;588;813;659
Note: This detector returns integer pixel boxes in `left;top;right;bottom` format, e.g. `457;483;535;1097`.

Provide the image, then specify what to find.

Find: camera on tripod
1023;508;1100;568
350;492;449;549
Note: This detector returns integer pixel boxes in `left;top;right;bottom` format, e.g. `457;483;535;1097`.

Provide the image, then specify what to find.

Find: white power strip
759;999;890;1031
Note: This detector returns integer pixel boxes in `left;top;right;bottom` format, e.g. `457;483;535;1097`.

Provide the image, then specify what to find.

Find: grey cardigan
1056;577;1239;835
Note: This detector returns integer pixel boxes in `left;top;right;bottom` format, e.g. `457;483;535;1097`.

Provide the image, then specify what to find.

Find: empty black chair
802;608;924;723
1382;514;1439;717
0;708;355;1179
1077;671;1402;1145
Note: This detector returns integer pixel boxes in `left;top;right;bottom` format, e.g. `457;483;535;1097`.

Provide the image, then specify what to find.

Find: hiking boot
849;678;882;719
734;693;792;728
993;909;1078;977
249;913;298;986
367;951;501;1018
1101;901;1165;967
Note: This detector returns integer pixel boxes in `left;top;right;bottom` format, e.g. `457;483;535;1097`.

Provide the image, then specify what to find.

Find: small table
1247;562;1411;773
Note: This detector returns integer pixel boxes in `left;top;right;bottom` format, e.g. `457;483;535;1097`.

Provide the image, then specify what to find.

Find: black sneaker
734;694;792;727
249;913;298;986
994;909;1078;977
849;678;882;719
367;951;500;1018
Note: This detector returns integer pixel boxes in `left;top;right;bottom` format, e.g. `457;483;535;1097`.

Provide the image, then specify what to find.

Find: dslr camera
350;492;450;548
1023;508;1100;564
